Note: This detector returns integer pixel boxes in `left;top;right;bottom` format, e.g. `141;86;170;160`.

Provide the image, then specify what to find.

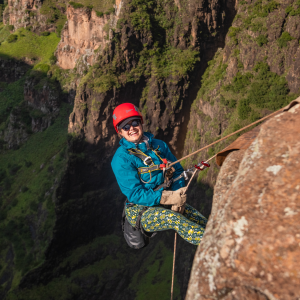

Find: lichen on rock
186;102;300;300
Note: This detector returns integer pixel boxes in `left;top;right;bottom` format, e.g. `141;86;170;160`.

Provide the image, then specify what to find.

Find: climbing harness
128;146;181;187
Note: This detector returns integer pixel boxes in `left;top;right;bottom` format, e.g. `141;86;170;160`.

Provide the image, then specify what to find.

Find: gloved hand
160;187;187;212
171;203;186;215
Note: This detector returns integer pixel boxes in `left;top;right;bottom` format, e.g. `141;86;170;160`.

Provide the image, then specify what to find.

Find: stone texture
4;0;51;32
55;2;122;69
186;104;300;300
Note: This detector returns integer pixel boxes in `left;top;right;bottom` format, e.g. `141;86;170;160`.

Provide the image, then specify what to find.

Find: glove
171;203;186;214
160;187;187;208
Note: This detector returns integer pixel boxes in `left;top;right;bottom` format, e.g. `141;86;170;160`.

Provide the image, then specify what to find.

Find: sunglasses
122;119;141;131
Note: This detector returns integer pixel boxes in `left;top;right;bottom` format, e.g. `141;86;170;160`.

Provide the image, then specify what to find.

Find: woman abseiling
111;103;207;245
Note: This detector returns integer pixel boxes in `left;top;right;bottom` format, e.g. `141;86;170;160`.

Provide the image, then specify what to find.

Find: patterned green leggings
125;203;207;245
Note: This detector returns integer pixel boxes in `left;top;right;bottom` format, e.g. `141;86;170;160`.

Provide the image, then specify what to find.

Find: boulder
186;103;300;300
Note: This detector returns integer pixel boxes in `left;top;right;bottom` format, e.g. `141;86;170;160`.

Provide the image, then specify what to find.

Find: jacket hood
119;132;154;150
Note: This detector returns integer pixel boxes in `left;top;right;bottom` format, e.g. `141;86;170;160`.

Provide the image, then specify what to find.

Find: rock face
186;102;300;300
0;59;30;85
68;0;236;157
183;0;300;191
56;2;123;69
3;0;49;32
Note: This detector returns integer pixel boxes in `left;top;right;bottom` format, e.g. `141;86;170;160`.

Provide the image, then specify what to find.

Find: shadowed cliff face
4;0;236;298
68;0;237;156
186;101;300;300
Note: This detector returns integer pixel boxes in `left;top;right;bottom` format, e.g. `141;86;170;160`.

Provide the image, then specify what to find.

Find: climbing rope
168;108;282;168
170;154;215;300
169;104;287;300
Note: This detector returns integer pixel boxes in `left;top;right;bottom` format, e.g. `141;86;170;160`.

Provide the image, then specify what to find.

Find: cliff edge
186;100;300;299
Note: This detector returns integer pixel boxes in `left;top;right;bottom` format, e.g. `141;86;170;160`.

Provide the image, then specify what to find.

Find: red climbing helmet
112;103;143;133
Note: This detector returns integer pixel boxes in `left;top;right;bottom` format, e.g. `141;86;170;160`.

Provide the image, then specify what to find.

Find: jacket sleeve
111;154;163;206
161;141;186;191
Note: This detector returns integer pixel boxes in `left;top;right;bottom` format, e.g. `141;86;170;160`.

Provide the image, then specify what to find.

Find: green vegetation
277;32;295;48
228;27;241;44
0;77;25;124
40;0;67;37
242;0;279;31
0;2;6;23
66;0;114;14
129;0;153;31
41;31;50;36
129;242;180;299
7;34;18;43
0;27;60;64
224;72;253;93
256;34;268;46
0;24;11;43
0;25;73;293
69;1;84;9
198;52;227;99
222;61;292;120
6;236;180;300
96;10;103;17
0;102;71;288
286;0;300;16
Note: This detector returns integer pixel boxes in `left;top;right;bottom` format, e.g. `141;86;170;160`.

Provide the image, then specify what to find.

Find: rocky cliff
186;100;300;300
1;0;300;299
55;1;122;69
4;0;52;32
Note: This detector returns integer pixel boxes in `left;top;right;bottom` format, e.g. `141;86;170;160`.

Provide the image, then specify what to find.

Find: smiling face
119;119;143;143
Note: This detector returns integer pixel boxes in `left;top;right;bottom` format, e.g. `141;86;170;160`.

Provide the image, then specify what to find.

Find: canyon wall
2;0;300;299
3;0;52;32
55;1;123;69
183;0;300;192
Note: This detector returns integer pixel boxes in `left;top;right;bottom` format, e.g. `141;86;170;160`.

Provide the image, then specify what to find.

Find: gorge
0;0;300;299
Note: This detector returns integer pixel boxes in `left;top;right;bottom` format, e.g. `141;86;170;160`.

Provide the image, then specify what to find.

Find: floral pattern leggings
125;203;207;245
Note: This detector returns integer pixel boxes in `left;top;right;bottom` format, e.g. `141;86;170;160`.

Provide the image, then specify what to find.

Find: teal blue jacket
111;132;185;206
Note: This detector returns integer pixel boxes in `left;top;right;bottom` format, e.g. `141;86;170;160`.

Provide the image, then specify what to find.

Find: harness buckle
159;158;168;170
143;156;152;166
183;171;189;180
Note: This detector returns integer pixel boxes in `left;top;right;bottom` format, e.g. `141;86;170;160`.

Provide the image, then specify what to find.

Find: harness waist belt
138;164;161;174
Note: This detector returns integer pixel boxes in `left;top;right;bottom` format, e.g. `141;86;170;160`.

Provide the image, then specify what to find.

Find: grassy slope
0;27;60;63
0;23;70;293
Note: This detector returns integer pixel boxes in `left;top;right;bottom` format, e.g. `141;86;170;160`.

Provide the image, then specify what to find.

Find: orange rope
169;108;282;168
170;231;177;300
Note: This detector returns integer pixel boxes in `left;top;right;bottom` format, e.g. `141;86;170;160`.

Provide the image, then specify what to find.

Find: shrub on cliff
49;54;57;65
56;23;64;37
96;11;103;17
41;31;50;36
277;32;295;48
256;34;268;46
7;25;14;31
286;0;300;16
69;2;84;9
224;72;253;92
7;34;18;43
228;27;240;44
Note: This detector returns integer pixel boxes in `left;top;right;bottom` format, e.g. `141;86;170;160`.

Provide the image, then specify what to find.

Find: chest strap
128;148;169;174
